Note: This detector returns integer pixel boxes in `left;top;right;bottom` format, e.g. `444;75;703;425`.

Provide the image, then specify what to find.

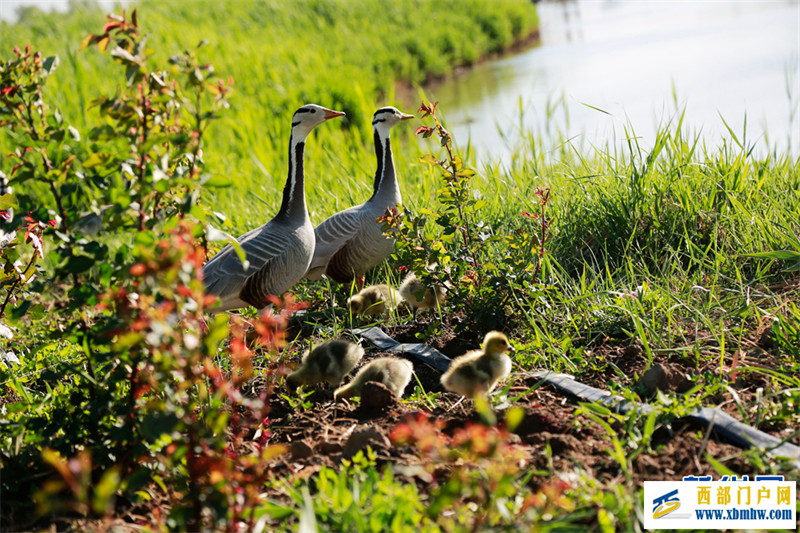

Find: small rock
637;364;693;394
622;344;642;359
638;364;669;393
317;441;343;456
342;425;391;459
289;440;313;460
757;330;775;350
360;381;397;410
524;431;580;454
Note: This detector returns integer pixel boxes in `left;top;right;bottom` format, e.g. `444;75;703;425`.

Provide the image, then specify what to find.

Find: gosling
347;284;400;317
333;357;414;401
398;272;446;316
286;339;364;392
440;331;513;397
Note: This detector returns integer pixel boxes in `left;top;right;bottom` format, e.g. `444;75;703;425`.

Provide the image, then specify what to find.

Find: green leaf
748;250;800;261
9;300;31;321
504;406;525;432
134;231;156;247
42;56;60;76
92;467;120;515
64;255;94;274
88;125;117;141
0;194;17;210
82;152;113;168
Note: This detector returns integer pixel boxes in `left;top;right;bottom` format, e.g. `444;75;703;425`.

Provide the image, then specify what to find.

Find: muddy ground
257;315;796;511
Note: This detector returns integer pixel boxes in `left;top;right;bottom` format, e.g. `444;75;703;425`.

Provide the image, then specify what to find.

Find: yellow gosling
286;339;364;392
347;284;400;317
333;357;413;401
398;272;446;316
440;331;513;397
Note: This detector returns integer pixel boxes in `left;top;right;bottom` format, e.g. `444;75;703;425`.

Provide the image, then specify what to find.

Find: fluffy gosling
398;272;446;315
347;284;400;317
333;357;414;401
440;331;513;397
286;339;364;392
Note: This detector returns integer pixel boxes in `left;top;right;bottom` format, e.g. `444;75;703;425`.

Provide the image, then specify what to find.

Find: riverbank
394;26;542;107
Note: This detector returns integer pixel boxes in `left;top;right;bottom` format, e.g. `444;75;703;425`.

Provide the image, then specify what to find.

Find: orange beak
400;113;414;121
323;108;346;120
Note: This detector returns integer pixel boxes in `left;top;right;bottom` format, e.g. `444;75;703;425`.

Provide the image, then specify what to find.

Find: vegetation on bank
1;1;799;531
0;0;539;232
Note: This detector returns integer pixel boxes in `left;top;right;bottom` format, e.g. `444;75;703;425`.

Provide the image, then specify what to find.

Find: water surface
427;0;800;163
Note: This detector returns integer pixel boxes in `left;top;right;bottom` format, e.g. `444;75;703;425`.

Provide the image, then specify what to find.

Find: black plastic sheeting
530;370;800;470
352;327;452;372
352;326;800;470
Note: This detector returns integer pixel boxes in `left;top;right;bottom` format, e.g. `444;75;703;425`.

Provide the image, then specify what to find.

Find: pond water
426;0;800;164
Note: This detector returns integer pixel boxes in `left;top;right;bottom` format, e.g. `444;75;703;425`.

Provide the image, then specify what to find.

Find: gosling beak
508;345;516;355
400;113;414;121
323;108;346;120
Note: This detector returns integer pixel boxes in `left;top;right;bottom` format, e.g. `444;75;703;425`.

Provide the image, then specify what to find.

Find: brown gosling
286;339;364;392
333;357;414;401
440;331;513;398
347;284;400;317
398;272;446;315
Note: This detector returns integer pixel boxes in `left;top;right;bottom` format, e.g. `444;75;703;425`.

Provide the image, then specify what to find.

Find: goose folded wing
203;224;294;300
310;207;364;267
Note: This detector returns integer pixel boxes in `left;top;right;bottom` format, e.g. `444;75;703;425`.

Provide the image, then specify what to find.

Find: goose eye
310;108;316;114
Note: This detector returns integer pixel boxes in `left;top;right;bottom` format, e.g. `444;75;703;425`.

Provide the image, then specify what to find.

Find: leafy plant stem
0;251;37;318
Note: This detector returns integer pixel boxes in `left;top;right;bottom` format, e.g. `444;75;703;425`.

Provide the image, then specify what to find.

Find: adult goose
305;106;413;290
203;104;345;312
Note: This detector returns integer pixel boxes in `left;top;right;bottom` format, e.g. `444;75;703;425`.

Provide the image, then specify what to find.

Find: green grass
0;0;539;234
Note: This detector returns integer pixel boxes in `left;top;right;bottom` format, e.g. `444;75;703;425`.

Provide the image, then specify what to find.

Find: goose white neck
370;124;400;202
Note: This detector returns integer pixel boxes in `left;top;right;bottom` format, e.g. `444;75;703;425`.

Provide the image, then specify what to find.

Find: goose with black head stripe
305;106;413;290
203;104;345;312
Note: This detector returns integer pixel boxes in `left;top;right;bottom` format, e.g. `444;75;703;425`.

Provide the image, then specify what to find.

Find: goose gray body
305;107;413;285
203;104;344;311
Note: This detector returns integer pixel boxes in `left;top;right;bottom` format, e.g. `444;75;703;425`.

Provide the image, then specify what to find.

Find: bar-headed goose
440;331;514;398
203;104;344;312
305;106;413;290
286;339;364;391
333;357;413;401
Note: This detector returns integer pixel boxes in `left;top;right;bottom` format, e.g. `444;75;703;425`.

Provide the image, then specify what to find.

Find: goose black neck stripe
279;139;305;217
372;129;384;192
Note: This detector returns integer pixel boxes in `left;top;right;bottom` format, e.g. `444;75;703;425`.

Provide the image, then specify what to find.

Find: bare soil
259;318;790;509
